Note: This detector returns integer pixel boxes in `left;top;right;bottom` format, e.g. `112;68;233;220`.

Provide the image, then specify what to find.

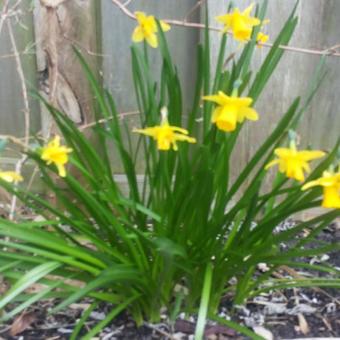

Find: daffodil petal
174;134;196;144
0;171;23;183
132;26;144;42
135;11;147;23
133;127;158;138
322;186;340;208
211;107;222;123
160;20;171;32
240;107;259;121
146;33;158;48
302;179;321;191
57;164;66;177
299;150;325;161
170;126;189;135
265;159;280;170
203;94;227;106
242;3;255;16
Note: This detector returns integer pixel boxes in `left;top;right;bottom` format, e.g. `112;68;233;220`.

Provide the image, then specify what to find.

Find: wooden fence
0;0;339;180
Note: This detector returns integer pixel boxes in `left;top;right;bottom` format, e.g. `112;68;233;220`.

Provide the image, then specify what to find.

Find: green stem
194;263;213;340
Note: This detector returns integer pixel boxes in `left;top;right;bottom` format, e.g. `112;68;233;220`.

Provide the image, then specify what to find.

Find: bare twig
26;166;39;192
62;33;109;57
143;323;174;340
0;0;9;36
0;0;23;36
79;110;140;130
184;0;207;22
111;0;340;58
0;135;29;149
122;0;133;6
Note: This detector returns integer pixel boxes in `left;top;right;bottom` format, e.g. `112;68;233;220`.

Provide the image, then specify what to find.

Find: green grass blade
0;262;61;310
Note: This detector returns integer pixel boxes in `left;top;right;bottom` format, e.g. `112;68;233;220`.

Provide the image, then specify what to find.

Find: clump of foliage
0;2;339;339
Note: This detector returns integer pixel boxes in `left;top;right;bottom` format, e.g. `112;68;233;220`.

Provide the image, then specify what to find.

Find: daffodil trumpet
302;170;340;209
203;91;259;132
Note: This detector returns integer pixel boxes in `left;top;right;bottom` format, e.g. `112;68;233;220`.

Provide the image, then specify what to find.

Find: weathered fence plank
0;0;339;188
208;0;340;188
0;2;39;151
101;0;199;171
209;0;340;151
33;0;101;137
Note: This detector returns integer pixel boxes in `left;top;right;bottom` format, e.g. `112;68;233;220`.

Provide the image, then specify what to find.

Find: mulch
0;222;339;339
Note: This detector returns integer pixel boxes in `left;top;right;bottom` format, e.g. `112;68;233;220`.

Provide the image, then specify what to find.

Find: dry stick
6;18;30;221
62;33;109;57
0;109;140;147
183;0;207;22
0;135;28;149
0;0;22;35
79;110;140;130
0;0;23;38
0;0;9;35
279;265;340;306
122;0;133;6
110;0;340;58
0;38;37;60
144;323;174;340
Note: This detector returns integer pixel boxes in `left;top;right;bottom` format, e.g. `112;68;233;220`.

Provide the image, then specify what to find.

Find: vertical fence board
101;0;199;172
0;0;339;190
208;0;340;187
34;0;101;136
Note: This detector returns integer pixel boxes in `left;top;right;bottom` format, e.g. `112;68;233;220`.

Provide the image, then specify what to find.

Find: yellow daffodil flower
41;135;72;177
132;11;171;48
256;32;269;46
0;171;23;183
302;171;340;209
216;3;261;42
265;143;325;182
256;19;270;46
133;108;196;151
203;91;259;132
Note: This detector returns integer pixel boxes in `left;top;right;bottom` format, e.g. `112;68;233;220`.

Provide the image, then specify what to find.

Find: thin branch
61;33;109;57
122;0;133;6
79;110;140;130
143;323;174;340
111;0;340;58
0;0;23;36
0;135;29;149
183;0;207;22
0;0;9;36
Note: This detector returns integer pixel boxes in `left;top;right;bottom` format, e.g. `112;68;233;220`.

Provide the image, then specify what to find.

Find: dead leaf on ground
10;311;37;336
174;319;237;337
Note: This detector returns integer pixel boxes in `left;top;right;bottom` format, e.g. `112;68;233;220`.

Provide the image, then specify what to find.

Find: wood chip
297;313;309;335
253;326;273;340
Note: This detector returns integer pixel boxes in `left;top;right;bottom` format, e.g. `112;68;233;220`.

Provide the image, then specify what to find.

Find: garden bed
1;222;339;339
